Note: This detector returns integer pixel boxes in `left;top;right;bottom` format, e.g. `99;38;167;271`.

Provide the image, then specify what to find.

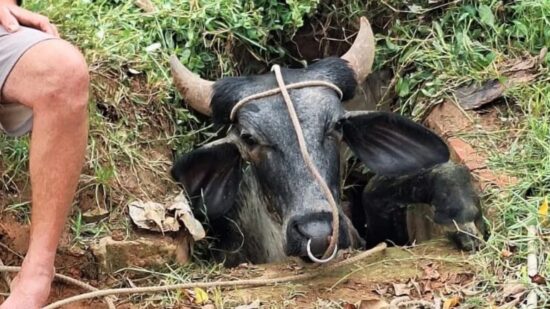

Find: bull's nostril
307;236;329;256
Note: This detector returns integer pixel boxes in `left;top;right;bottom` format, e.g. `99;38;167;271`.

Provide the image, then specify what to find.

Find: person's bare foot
0;261;54;309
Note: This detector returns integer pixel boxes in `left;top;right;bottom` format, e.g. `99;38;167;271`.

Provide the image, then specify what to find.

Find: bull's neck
230;168;287;263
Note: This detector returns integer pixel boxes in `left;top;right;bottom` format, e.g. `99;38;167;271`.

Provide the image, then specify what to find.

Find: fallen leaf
539;197;548;225
168;192;206;240
235;300;260;309
194;287;209;305
501;249;513;258
410;279;422;296
373;285;389;296
530;274;547;285
392;283;411;296
129;201;178;232
128;193;205;239
502;282;526;299
82;207;109;223
359;298;389;309
422;263;441;280
453;61;537;110
359;298;390;309
135;0;156;12
497;298;522;309
343;303;356;309
443;296;460;309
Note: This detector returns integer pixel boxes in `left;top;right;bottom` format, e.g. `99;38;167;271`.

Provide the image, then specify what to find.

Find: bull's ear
171;141;243;220
338;111;449;176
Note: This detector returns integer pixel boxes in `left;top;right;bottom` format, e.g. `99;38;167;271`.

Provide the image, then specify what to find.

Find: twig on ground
526;225;538;309
0;258;11;288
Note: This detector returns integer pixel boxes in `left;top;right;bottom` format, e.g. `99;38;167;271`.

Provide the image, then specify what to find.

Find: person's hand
0;2;59;37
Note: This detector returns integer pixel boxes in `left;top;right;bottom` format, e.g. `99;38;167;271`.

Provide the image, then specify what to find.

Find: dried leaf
128;193;205;239
539;197;548;225
168;192;206;240
359;298;389;309
497;298;522;309
374;284;389;296
135;0;156;13
193;287;209;305
454;80;504;110
501;249;513;258
392;283;411;296
530;274;547;285
502;283;526;299
82;207;109;223
443;296;460;309
454;62;536;110
235;300;260;309
343;303;357;309
422;263;441;280
129;201;179;232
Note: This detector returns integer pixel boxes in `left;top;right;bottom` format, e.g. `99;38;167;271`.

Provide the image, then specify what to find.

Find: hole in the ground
96;101;121;123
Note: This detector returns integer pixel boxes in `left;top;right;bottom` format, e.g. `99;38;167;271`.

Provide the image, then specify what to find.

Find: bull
169;18;482;266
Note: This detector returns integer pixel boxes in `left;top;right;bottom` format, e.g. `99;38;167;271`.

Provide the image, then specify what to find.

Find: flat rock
92;235;185;275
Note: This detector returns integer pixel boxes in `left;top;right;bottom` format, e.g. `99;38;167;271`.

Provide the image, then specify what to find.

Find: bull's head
170;18;449;261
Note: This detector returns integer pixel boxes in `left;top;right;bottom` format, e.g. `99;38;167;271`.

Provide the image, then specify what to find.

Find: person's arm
0;0;58;36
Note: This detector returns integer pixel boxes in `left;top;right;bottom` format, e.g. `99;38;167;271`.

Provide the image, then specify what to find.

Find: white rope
230;80;343;121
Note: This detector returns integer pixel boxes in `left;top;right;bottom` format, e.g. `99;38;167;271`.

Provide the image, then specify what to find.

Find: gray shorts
0;26;55;137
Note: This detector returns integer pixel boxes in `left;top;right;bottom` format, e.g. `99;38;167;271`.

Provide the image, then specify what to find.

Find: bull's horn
169;55;213;116
341;17;376;83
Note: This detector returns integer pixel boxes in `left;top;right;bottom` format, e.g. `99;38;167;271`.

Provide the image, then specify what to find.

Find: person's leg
0;39;89;308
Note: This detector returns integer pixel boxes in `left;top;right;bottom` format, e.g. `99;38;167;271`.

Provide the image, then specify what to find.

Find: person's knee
34;40;89;115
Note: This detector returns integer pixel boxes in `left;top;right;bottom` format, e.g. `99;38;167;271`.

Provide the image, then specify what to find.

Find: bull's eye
326;124;343;142
241;132;258;147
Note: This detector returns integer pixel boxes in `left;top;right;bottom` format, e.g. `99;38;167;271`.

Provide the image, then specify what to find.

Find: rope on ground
0;262;116;309
41;243;386;309
389;296;437;308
